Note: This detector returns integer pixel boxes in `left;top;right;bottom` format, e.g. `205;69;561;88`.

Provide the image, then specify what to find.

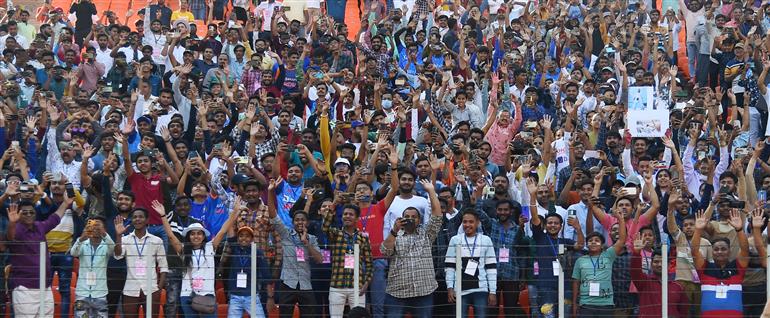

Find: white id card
589;282;601;297
86;272;96;286
322;250;331;264
552;260;561;276
464;260;479;276
715;284;728;299
135;260;147;277
296;247;306;262
236;272;248;288
498;248;509;263
344;254;355;269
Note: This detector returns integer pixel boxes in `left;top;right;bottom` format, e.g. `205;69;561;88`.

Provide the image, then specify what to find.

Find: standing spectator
445;208;498;318
380;180;442;317
70;217;115;318
113;208;169;318
488;200;527;317
322;203;374;317
571;210;627;316
630;232;688;318
7;198;72;317
149;0;173;28
69;0;97;46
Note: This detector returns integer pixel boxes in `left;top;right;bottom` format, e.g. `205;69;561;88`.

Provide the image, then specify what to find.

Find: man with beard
44;123;83;187
141;1;168;70
242;53;264;96
357;35;391;75
383;166;431;240
247;109;281;169
203;53;233;89
271;162;304;228
630;233;688;317
414;156;445;197
477;174;514;219
102;186;135;316
488;200;527;317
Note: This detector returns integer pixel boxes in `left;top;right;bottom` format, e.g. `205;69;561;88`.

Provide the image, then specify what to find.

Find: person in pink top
481;73;523;166
75;49;105;93
589;169;660;247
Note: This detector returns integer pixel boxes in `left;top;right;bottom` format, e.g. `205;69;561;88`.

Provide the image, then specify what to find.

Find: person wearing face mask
267;178;323;317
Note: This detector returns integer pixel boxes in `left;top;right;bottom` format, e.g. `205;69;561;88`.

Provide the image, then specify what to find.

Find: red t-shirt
357;200;387;258
127;173;164;225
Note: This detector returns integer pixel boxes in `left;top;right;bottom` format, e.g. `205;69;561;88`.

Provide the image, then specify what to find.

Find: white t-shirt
181;242;216;297
382;195;431;239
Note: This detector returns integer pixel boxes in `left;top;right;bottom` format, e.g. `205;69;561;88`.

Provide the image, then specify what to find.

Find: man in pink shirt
589;169;660;247
75;48;105;93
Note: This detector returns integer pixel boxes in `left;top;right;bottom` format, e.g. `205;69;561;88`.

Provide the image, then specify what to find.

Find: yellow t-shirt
171;11;195;23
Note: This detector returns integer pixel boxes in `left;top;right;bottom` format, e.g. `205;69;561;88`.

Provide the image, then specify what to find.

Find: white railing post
251;242;257;315
39;242;46;316
146;244;153;318
662;243;669;318
558;244;564;318
354;243;361;307
455;244;462;317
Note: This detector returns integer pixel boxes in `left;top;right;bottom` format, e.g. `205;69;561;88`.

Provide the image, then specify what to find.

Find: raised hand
7;203;19;223
82;144;96;159
661;135;676;149
751;207;765;229
694;210;708;230
122;119;136;136
728;208;744;231
24;115;37;131
632;232;644;253
115;215;127;235
268;177;283;192
151;200;166;217
419;179;435;193
159;125;171;142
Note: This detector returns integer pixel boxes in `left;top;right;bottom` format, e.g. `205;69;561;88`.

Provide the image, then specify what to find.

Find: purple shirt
9;213;61;290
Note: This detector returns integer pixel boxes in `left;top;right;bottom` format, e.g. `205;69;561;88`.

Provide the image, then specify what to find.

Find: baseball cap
231;173;251;185
334;158;351;167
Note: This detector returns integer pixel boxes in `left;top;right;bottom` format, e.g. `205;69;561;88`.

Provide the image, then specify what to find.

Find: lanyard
89;243;99;270
239;251;249;272
193;249;204;270
133;236;147;258
360;206;373;232
547;236;559;257
589;255;600;276
345;231;357;252
464;234;478;258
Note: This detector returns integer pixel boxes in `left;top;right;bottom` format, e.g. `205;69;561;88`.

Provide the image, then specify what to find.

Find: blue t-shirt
532;223;576;289
190;196;228;238
276;182;303;229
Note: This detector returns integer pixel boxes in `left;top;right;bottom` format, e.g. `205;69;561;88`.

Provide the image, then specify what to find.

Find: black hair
586;231;606;244
132;208;150;219
343;204;361;217
544;213;563;224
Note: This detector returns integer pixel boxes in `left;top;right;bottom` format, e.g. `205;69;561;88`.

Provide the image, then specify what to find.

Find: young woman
155;199;237;318
444;208;498;318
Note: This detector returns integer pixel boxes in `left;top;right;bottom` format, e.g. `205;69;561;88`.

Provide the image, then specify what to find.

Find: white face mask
382;99;393;109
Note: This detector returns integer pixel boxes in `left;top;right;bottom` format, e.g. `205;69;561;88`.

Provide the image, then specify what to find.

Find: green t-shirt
571;246;617;306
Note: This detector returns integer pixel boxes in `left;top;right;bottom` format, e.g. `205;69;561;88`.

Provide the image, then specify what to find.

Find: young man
630;233;688;317
70;217;116;318
322;202;374;317
381;180;442;317
7;197;73;317
113;208;169;317
268;177;323;317
571;209;627;316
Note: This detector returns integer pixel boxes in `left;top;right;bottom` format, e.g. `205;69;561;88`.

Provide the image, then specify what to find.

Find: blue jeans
686;42;698;79
228;294;266;318
370;259;388;318
384;293;432;318
50;252;73;318
528;284;542;318
180;296;217;318
461;292;488;318
164;269;183;318
74;296;108;318
536;286;572;318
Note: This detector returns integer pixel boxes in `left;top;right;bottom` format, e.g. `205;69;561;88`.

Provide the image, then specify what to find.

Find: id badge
236;272;248;288
715;284;728;299
691;269;700;283
322;249;331;264
533;261;540;276
344;253;355;269
135;259;147;277
192;277;204;291
552;260;561;276
498;248;509;263
296;247;306;262
464;259;479;276
589;282;601;297
362;232;369;238
86;272;96;286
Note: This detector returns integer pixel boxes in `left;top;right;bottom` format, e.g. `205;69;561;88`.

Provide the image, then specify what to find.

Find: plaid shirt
241;67;262;97
357;43;391;75
381;215;443;298
322;208;374;289
245;126;281;169
413;0;430;18
612;248;635;309
237;204;284;280
489;222;525;281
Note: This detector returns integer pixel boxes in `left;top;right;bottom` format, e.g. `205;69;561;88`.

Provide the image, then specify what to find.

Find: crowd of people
0;0;768;316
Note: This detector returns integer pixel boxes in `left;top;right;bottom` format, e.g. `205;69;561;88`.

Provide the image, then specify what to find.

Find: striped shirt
698;261;745;318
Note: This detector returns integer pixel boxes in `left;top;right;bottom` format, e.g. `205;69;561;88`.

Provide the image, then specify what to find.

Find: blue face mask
382;100;393;109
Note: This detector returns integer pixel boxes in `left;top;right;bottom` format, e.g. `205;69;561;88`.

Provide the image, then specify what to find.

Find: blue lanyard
360;206;372;232
589;255;600;276
89;243;99;270
345;231;357;252
133;236;147;257
194;249;204;269
547;236;559;257
464;235;478;257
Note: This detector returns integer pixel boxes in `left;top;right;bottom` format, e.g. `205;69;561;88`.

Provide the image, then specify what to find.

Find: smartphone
282;6;291;11
11;141;19;148
521;131;533;138
758;190;767;202
402;218;415;227
526;121;538;129
567;208;577;220
623;187;638;196
214;143;223;150
236;156;250;164
521;206;531;220
697;151;707;160
584;150;600;159
395;78;406;86
188;150;199;159
65;183;75;197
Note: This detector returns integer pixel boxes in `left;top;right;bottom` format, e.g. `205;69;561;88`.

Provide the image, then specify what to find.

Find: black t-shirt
69;2;97;30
